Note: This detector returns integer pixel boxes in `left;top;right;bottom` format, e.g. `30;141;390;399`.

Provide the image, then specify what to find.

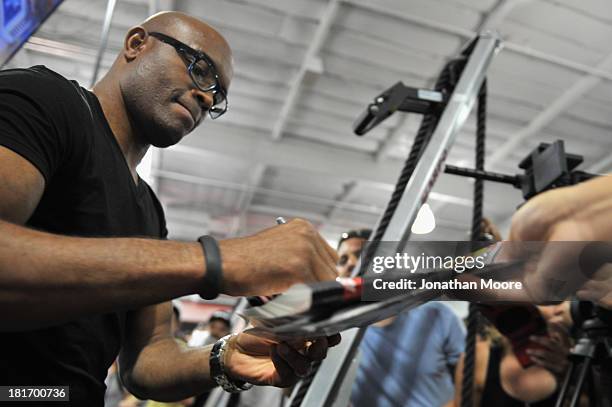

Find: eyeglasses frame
148;31;229;119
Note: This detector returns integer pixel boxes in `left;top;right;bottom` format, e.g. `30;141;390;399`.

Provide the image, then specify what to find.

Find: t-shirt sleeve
0;67;76;183
442;305;466;365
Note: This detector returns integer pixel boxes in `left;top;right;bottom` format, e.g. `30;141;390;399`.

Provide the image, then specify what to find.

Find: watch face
210;334;250;393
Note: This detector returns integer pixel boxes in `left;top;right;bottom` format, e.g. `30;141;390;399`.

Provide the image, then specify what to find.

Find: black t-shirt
0;66;168;405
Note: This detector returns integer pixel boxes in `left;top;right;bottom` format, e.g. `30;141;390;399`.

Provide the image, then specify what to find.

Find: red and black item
477;303;549;368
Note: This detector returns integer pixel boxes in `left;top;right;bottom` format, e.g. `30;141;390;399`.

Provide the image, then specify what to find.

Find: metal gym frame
286;31;502;407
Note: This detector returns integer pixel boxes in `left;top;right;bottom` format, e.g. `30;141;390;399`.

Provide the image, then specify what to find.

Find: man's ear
124;26;148;61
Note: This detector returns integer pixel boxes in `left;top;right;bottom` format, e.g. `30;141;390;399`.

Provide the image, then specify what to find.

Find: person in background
188;311;232;347
336;229;466;407
207;312;232;344
336;229;372;278
452;303;572;407
451;218;573;407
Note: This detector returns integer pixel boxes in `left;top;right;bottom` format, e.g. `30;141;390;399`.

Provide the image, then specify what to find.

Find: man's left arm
119;302;214;402
119;302;341;402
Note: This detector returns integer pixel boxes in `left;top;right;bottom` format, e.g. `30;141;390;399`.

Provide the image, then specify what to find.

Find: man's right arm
0;145;202;330
0;147;339;332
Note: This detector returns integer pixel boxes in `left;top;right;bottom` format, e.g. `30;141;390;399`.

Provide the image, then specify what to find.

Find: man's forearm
0;219;204;331
122;338;215;401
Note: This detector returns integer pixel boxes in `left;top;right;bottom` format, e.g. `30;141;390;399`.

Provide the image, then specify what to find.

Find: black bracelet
198;235;222;300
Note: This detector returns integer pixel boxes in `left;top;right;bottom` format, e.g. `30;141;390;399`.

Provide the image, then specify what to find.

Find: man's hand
223;332;342;387
219;219;339;297
576;263;612;309
505;176;612;306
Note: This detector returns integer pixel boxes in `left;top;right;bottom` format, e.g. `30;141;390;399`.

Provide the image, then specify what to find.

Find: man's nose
347;264;355;275
193;88;213;115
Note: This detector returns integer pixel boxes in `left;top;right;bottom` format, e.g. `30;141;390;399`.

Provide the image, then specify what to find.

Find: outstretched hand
506;176;612;306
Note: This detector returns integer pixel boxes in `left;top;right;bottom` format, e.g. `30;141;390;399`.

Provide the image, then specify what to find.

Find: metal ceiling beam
148;0;175;13
480;0;534;30
489;50;612;166
148;0;160;14
326;181;359;220
374;115;413;162
271;0;341;140
169;133;403;185
346;0;612;82
154;169;383;214
504;42;612;82
587;154;612;174
229;163;267;236
25;37;98;61
91;0;118;87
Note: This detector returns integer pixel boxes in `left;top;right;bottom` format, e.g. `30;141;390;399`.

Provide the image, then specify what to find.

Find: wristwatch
210;334;253;393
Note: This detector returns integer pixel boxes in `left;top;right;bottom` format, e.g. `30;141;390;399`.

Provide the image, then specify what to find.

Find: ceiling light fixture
411;203;436;234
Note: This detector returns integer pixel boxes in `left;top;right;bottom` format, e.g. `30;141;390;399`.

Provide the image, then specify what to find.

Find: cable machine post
289;31;502;407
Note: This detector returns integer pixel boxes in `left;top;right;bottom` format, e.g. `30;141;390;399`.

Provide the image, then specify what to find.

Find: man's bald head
141;11;227;45
106;11;234;148
141;11;233;82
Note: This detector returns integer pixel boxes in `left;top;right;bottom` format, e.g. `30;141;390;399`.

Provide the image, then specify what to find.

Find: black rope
287;360;322;407
471;80;486;240
461;80;487;407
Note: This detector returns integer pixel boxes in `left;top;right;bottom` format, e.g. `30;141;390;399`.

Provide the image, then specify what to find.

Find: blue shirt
351;302;465;407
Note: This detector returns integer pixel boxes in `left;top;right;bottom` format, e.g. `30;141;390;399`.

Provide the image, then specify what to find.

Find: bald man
0;12;338;406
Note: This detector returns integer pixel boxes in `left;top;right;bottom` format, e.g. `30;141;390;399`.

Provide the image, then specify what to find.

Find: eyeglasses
149;31;228;119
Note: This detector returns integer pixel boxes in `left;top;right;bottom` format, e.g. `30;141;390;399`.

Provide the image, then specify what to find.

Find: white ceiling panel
491;51;583;90
547;0;612;23
236;0;329;21
586;80;612;104
335;4;463;58
506;1;612;53
488;67;565;108
447;0;500;13
348;0;483;32
567;98;612;129
323;29;444;80
500;20;604;66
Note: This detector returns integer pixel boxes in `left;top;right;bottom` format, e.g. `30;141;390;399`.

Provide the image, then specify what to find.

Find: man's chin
150;129;186;148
